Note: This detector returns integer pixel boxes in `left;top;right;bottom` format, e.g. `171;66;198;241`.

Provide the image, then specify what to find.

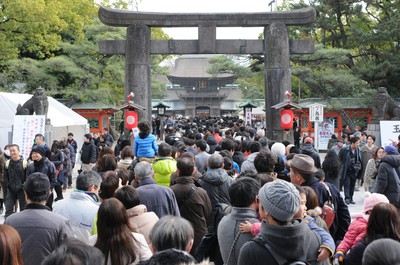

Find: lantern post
153;102;170;141
239;101;258;127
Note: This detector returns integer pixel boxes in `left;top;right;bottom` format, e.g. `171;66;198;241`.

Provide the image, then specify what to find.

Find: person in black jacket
4;144;27;219
27;145;57;210
80;134;97;172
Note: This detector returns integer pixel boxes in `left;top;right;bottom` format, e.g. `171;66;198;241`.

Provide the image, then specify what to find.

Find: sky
135;0;279;39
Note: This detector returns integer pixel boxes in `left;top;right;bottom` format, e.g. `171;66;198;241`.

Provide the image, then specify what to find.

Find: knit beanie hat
362;192;389;219
31;145;45;157
384;145;399;155
258;180;300;222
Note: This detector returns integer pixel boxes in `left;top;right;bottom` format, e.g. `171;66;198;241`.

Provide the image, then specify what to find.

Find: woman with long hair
363;147;384;192
322;149;341;190
0;224;23;265
342;202;400;265
94;198;152;265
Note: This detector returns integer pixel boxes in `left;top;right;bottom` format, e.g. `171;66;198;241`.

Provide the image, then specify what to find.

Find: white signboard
317;120;335;150
380;120;400;146
309;104;324;122
13;115;46;159
245;110;252;126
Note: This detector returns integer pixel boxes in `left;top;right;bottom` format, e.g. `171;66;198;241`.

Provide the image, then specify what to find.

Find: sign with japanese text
13;115;46;160
380;120;400;146
309;104;324;122
317;120;335;150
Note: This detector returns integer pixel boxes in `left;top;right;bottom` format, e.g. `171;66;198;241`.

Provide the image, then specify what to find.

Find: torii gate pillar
126;25;152;121
264;23;291;140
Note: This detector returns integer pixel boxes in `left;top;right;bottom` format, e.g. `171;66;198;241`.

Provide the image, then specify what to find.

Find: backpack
5;159;28;170
252;235;311;265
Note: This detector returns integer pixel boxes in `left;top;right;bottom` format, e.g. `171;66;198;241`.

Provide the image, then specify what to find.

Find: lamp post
239;101;257;127
153;102;170;141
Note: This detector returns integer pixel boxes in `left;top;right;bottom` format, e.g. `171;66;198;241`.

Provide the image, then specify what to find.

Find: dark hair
373;147;384;159
98;146;114;160
180;152;195;161
249;141;262;153
50;140;60;154
365;202;400;244
68;133;74;137
138;121;151;137
99;172;120;200
84;133;92;140
254;150;277;173
177;157;194;177
349;136;360;144
115;186;141;209
195;140;207;152
42;238;104;265
115;168;130;186
0;225;23;265
302;186;319;210
367;134;376;142
220;138;235;152
97;154;117;173
322;150;341;181
95;198;139;264
158;143;172;157
121;146;134;160
314;168;325;181
229;177;260;207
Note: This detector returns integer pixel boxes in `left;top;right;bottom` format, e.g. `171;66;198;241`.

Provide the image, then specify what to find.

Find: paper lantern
125;111;138;130
280;109;294;130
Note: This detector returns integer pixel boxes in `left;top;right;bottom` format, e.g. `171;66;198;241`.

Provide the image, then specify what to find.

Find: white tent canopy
0;92;88;154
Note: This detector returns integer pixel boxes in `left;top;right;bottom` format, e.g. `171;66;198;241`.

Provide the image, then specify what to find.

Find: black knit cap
24;173;50;196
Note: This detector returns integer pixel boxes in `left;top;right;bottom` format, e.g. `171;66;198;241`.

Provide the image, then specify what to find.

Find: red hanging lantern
125;111;138;130
280;109;294;130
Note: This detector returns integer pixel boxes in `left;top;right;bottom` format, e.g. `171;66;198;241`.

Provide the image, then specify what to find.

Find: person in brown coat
170;156;212;255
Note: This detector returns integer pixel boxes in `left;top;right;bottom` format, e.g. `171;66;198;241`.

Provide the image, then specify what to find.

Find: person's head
349;136;360;149
195;140;207;152
134;161;154;182
249;141;262;154
115;186;141;210
0;224;23;265
270;142;285;157
8;144;20;161
76;171;102;193
220;138;235;154
207;153;224;169
115;168;130;186
362;192;389;218
24;173;50;203
337;138;344;147
138;120;151;134
84;133;92;142
322;149;340;180
149;216;194;253
229;177;260;208
314;168;325;182
99;172;120;200
102;128;109;135
373;146;385;159
367;134;376;145
254;150;277;173
365;202;400;244
97;154;117;172
31;145;45;161
258;180;300;224
302;186;319;211
51;140;60;154
176;157;194;177
120;146;134;160
67;132;74;139
384;145;399;156
41;238;104;265
158;143;172;157
293;185;307;219
304;137;313;145
290;154;318;185
362;238;400;265
35;133;45;145
95;198;138;264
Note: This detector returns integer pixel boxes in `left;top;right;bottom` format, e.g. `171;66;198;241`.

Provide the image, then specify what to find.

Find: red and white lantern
125;111;138;130
280;109;294;130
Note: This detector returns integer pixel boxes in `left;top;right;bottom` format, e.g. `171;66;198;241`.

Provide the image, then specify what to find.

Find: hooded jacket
301;143;321;168
152;156;177;187
126;204;159;245
238;219;325;265
240;152;259;173
373;155;400;207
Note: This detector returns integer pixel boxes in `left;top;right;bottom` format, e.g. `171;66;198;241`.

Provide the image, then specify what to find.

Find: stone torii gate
98;6;316;140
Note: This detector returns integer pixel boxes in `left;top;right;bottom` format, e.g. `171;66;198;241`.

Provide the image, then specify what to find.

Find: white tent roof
0;92;87;127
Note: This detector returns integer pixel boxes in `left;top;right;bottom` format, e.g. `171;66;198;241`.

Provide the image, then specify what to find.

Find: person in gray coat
5;173;73;265
218;177;261;265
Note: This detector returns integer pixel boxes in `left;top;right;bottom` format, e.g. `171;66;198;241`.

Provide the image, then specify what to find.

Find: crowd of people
1;117;400;265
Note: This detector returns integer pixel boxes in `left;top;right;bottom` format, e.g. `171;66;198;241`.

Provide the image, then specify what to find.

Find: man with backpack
238;181;325;265
4;144;28;219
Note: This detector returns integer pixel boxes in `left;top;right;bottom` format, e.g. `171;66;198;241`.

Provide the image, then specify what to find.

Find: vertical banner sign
13;115;46;159
317;120;335;150
245;110;252;126
308;104;325;151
